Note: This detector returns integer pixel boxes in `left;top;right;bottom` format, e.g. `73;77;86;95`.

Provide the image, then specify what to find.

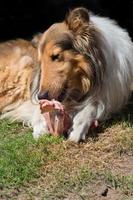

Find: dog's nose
38;91;49;100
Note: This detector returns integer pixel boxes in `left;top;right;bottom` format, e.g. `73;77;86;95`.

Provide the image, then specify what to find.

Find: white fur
0;64;48;139
1;100;48;139
1;14;133;142
68;14;133;142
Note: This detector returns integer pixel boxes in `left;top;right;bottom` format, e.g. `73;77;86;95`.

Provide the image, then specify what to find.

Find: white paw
68;130;82;143
68;125;88;143
32;120;49;140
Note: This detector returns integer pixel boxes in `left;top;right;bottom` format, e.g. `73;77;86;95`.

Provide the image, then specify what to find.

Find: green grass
0;120;38;186
105;172;133;193
0;114;133;199
0;120;63;187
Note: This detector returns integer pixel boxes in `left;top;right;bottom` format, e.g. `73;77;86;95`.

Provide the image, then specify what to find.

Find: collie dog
1;8;133;142
0;39;48;139
37;7;133;141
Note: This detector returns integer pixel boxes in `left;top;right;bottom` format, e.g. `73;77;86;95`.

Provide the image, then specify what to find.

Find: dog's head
38;8;105;105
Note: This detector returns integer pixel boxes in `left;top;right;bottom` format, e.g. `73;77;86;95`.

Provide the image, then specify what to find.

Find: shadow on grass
88;93;133;139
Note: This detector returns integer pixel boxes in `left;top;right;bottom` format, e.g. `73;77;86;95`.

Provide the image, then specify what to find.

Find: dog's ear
74;55;93;94
65;7;90;33
32;33;42;48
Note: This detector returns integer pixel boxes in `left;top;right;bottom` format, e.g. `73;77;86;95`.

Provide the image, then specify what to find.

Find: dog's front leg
32;114;49;139
68;104;97;142
31;105;49;139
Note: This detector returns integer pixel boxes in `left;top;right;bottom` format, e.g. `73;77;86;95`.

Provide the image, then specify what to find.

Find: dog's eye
51;54;60;61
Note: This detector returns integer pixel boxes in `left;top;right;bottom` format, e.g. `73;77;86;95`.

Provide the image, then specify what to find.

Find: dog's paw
32;121;49;140
68;131;84;143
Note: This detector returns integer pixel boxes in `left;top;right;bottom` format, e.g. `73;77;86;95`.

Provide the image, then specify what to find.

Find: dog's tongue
39;99;71;136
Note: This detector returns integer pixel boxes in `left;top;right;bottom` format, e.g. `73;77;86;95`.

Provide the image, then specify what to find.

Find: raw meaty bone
39;99;99;138
39;99;71;136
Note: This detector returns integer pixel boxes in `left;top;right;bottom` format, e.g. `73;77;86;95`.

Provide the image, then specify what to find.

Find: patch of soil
110;155;133;176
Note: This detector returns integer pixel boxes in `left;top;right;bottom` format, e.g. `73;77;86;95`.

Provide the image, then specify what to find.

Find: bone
39;99;71;136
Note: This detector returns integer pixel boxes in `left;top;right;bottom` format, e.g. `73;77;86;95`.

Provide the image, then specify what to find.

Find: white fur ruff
68;14;133;142
1;14;133;142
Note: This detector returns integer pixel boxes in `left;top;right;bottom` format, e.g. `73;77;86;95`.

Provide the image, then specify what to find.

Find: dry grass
0;99;133;200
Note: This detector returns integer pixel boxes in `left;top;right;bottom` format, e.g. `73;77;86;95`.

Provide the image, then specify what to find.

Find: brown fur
0;39;38;112
38;8;105;108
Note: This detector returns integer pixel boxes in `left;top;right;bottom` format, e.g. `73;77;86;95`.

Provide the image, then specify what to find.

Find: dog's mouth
66;89;87;103
59;88;88;105
39;86;86;105
58;86;68;102
57;86;84;103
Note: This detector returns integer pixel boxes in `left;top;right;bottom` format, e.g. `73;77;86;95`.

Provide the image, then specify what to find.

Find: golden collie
1;8;133;142
37;7;133;142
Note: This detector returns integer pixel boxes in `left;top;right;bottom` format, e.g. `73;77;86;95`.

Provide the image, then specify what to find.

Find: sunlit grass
0;120;63;187
0;109;133;200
